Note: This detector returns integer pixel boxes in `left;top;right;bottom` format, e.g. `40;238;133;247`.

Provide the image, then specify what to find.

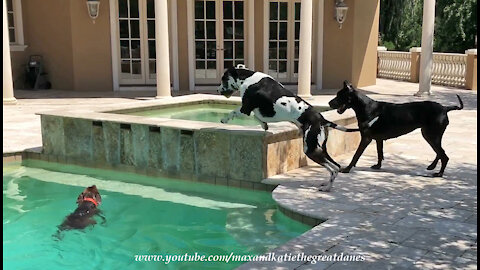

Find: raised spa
37;94;358;187
38;95;311;185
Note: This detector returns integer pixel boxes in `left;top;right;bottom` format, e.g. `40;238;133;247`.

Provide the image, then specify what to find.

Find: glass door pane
146;0;156;82
194;0;219;84
222;0;244;70
292;2;300;79
118;0;145;84
268;1;288;80
7;0;15;43
267;0;300;83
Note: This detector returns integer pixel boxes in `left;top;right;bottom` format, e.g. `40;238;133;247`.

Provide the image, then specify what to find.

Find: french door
116;0;174;86
267;0;301;84
194;0;246;85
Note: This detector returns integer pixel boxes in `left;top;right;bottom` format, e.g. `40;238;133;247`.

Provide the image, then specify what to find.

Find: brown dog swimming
57;185;105;234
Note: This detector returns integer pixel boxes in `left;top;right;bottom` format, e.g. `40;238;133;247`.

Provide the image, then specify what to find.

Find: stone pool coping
36;94;298;140
34;94;356;143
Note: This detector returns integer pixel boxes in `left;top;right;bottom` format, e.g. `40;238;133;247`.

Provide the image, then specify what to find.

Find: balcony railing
377;47;477;90
378;51;411;81
431;53;466;88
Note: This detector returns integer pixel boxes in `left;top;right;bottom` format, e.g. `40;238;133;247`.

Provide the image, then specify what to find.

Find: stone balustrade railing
378;51;412;81
377;47;477;90
432;53;467;87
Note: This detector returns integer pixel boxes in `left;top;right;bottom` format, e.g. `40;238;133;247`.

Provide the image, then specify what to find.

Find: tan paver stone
390;245;429;261
460;248;478;261
402;230;475;257
463;214;477;224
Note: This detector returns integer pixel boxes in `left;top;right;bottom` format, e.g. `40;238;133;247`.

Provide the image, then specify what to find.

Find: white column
155;0;172;98
416;0;436;96
297;0;313;98
3;0;16;104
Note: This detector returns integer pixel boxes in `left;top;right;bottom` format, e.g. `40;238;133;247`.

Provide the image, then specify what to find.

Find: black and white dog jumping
217;65;359;191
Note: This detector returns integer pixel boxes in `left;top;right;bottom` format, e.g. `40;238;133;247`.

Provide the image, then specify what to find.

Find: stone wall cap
377;46;387;51
465;49;477;55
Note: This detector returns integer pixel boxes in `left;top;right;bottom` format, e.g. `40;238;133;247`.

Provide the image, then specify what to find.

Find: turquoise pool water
125;104;260;126
124;103;331;127
3;161;309;270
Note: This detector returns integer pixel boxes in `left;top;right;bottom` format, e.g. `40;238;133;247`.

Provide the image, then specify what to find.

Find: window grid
7;0;16;43
268;0;301;82
268;1;289;79
223;0;244;70
146;0;156;79
293;2;301;77
119;0;142;79
195;0;217;79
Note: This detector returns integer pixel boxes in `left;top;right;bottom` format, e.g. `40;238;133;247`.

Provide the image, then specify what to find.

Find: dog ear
95;193;102;205
76;192;85;204
343;80;354;91
228;66;238;78
89;185;101;205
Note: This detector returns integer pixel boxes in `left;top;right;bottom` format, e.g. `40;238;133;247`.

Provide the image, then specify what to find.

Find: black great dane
329;81;463;177
217;65;359;191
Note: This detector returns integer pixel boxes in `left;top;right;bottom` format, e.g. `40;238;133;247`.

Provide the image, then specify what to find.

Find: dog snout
328;99;338;109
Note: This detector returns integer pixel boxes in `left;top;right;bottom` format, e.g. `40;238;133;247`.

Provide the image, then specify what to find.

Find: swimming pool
3;160;309;270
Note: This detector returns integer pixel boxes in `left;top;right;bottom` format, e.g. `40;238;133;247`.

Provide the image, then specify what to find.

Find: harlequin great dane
217;65;359;192
329;81;463;177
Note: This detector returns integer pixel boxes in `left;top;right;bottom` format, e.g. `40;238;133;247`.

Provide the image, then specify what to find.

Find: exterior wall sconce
86;0;100;23
334;0;348;29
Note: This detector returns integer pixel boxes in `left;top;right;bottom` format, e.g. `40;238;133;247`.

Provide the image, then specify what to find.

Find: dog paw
220;118;229;124
370;164;381;170
340;167;351;173
318;182;332;192
432;172;443;177
426;164;437;170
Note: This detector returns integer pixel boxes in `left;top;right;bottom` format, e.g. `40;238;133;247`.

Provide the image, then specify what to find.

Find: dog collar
83;197;98;207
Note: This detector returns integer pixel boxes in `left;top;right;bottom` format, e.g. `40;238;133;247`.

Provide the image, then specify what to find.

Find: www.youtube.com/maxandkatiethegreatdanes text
134;252;366;265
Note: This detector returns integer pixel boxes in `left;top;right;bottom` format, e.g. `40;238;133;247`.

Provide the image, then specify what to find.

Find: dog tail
445;95;464;112
325;121;360;132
